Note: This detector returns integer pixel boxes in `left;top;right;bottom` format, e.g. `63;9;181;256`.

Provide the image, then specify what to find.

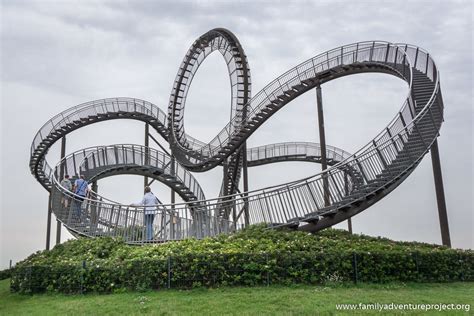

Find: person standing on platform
60;175;72;208
72;175;89;220
134;186;158;241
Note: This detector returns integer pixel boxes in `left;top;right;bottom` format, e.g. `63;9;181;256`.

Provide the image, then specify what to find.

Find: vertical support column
242;144;249;227
46;194;52;250
430;139;451;247
170;157;176;205
344;173;353;234
56;136;67;245
170;156;176;239
316;84;330;207
59;137;67;182
91;182;98;195
144;123;149;188
232;199;237;231
222;161;233;229
223;161;229;197
240;46;250;229
55;218;61;244
91;181;98;233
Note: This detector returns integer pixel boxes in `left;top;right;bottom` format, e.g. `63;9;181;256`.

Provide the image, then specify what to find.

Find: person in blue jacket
72;175;89;220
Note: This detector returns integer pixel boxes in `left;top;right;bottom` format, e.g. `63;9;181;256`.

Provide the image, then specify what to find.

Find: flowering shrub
9;225;474;293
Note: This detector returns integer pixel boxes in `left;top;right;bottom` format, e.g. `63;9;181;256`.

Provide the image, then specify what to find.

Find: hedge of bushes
10;225;474;293
0;268;12;281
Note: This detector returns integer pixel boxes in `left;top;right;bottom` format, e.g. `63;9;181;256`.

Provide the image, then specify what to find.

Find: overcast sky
1;0;472;269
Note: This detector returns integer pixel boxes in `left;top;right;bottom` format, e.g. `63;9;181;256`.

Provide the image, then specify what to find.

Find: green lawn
1;279;473;315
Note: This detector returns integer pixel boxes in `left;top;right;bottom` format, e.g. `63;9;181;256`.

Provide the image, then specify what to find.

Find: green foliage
0;268;12;281
10;225;474;293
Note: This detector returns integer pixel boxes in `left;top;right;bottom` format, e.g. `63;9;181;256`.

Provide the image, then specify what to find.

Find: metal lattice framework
30;28;444;243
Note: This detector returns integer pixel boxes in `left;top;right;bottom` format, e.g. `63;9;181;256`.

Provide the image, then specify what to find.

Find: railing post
402;45;408;78
425;53;429;74
81;260;86;294
413;252;420;279
355;43;359;62
316;84;330;207
414;47;419;69
167;256;172;289
352;253;358;284
384;43;390;62
430;139;451;247
369;41;375;61
373;140;388;169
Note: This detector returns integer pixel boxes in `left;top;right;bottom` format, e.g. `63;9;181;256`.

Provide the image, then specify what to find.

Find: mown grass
1;279;473;315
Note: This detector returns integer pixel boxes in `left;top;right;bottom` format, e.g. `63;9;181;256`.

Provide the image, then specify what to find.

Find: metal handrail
247;142;352;164
53;144;206;203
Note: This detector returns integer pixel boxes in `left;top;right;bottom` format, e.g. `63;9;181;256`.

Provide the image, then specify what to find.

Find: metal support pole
223;162;229;196
316;84;330;207
59;137;67;179
223;162;233;224
55;218;61;245
150;130;175;214
170;157;176;205
144;123;149;188
46;193;52;250
91;181;98;193
149;133;171;155
56;136;67;245
91;181;98;231
170;156;176;237
240;46;250;227
232;199;237;231
344;172;352;234
430;139;451;247
347;217;353;234
242;144;249;227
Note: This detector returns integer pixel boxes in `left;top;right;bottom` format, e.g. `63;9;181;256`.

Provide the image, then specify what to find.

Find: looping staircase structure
30;28;444;243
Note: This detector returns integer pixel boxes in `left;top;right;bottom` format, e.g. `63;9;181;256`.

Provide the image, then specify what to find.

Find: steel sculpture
30;28;448;244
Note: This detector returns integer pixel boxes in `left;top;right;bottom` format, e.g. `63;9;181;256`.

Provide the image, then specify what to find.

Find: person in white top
135;186;158;241
60;175;72;208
